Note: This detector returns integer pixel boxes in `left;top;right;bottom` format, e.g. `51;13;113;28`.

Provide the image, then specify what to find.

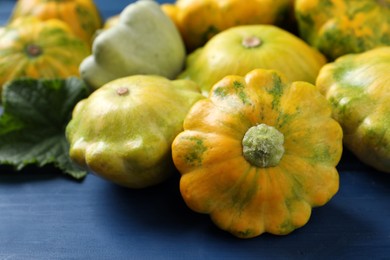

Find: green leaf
0;77;90;179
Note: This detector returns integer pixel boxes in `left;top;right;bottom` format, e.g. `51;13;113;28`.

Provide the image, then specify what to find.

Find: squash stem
242;123;284;167
116;87;129;96
242;36;262;48
25;44;43;58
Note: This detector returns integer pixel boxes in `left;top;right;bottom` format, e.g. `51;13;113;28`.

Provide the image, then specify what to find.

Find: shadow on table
0;164;84;184
96;173;210;234
337;148;390;190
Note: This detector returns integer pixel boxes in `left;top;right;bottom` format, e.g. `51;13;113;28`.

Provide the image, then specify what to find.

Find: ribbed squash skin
66;75;204;188
172;68;343;238
79;0;186;90
178;25;326;96
10;0;102;45
316;47;390;173
295;0;390;60
0;17;90;95
162;0;293;51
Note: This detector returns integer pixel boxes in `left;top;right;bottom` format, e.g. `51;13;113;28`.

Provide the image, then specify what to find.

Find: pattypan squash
9;0;102;46
172;68;343;238
102;15;119;30
66;75;204;188
0;17;90;96
162;0;293;51
295;0;390;60
178;24;326;96
316;47;390;173
79;0;186;90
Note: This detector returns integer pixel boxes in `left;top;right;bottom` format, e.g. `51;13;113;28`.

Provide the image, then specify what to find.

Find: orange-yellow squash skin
9;0;102;46
295;0;390;60
172;68;343;238
0;17;90;95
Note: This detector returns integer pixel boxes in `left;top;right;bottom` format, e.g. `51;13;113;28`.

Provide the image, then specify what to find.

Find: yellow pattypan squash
0;17;90;96
178;24;326;96
162;0;293;51
295;0;390;60
172;68;343;238
9;0;102;46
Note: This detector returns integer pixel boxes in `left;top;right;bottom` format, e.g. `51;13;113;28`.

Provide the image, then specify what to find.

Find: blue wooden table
0;1;389;259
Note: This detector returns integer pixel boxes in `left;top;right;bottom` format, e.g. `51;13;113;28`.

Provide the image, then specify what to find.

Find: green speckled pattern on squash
316;47;390;173
0;17;90;96
295;0;390;60
172;68;343;238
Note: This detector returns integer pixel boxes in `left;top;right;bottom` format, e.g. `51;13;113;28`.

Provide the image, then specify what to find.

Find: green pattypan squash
79;0;186;90
178;25;326;96
65;75;204;188
316;47;390;173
